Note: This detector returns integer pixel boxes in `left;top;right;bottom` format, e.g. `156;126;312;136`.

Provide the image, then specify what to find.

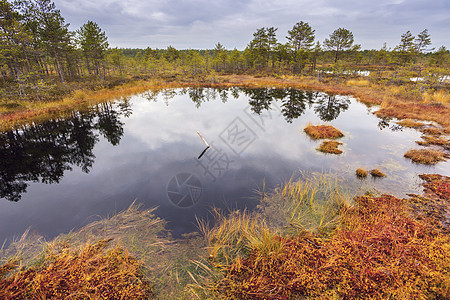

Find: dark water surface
1;87;449;242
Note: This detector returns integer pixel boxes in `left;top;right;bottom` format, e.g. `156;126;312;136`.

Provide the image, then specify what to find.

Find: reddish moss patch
419;174;450;201
0;240;153;299
317;140;343;154
215;195;449;299
304;124;344;139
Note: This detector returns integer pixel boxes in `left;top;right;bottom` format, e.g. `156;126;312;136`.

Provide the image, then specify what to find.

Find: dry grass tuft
346;79;370;87
370;169;386;177
199;209;279;269
421;127;443;135
304;123;344;139
423;90;450;105
356;168;368;178
404;149;447;165
397;118;425;128
416;135;449;147
317;140;343;154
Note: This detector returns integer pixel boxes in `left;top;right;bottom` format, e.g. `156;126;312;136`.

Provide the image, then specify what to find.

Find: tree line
1;0;108;96
1;0;449;101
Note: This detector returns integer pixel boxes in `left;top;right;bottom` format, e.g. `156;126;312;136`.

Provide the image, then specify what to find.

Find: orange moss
0;240;153;299
317;140;343;154
404;149;447;165
304;124;344;140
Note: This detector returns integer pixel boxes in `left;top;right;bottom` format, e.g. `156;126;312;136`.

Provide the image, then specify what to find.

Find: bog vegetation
1;0;449;299
1;0;449;105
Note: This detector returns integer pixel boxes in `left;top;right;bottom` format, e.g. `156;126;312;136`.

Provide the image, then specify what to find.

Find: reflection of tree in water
313;95;351;121
243;88;348;123
280;89;308;123
243;88;275;115
95;102;125;146
146;87;350;123
377;118;404;132
0;101;131;202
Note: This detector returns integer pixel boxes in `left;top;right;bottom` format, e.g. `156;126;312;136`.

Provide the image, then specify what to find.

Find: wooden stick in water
197;131;210;147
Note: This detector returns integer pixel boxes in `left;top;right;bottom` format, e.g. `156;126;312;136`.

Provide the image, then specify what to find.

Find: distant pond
1;87;449;242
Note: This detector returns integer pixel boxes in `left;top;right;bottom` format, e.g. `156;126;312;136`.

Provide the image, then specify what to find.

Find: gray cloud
55;0;449;50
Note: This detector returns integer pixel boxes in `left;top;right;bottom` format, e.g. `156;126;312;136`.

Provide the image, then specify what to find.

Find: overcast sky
54;0;449;50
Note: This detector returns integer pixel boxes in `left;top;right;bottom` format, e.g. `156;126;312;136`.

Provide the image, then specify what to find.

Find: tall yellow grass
346;79;370;87
422;90;450;105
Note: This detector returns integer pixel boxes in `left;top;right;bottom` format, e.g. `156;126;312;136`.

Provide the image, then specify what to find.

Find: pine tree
32;0;72;82
395;30;415;65
77;20;108;77
286;21;315;51
324;28;357;62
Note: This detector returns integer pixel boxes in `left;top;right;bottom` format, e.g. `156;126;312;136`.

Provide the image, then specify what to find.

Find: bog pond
1;87;449;243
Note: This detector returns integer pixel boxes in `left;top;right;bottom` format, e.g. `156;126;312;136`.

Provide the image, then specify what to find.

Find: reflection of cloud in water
1;87;450;243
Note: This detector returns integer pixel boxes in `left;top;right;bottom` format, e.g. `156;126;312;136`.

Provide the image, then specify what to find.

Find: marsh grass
198;209;280;269
417;135;449;147
404;148;447;164
0;202;208;299
423;90;450;105
214;193;450;299
346;79;370;87
257;173;352;236
421;126;444;135
304;123;344;139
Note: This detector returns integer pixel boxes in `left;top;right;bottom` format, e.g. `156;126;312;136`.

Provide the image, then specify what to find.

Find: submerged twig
197;131;210;147
197;131;210;159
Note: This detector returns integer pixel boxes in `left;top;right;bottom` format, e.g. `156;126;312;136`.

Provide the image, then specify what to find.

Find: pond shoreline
1;74;449;132
1;173;449;298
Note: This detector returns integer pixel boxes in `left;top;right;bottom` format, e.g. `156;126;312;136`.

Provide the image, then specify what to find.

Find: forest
1;0;449;103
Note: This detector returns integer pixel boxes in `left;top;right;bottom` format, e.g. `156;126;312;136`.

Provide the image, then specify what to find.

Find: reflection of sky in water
1;88;449;242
